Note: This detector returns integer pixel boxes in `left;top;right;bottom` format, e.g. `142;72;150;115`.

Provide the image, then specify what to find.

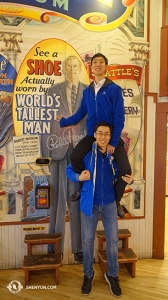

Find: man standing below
41;55;87;262
57;53;131;218
66;122;133;296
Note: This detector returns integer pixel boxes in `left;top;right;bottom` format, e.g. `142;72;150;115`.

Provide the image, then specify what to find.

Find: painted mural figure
0;55;17;148
41;55;87;262
57;53;132;218
66;122;134;296
0;93;13;148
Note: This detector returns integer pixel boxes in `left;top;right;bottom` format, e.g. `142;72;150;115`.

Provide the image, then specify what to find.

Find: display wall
0;0;150;268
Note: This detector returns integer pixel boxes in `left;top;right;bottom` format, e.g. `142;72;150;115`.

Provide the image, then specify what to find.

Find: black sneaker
81;272;94;295
117;203;125;218
70;189;80;201
104;272;122;297
74;252;83;263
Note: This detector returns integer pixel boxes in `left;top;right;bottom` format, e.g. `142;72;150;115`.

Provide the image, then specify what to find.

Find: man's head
91;53;108;79
62;55;82;83
91;53;108;65
94;122;112;151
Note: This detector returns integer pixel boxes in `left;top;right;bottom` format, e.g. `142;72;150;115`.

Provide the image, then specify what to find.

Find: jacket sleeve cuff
60;118;66;128
75;174;80;181
109;139;118;148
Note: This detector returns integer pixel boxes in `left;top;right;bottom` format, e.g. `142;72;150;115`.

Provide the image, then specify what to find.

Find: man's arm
109;86;125;149
66;164;90;182
57;96;87;127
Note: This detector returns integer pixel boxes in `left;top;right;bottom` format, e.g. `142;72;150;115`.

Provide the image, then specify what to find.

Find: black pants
70;135;132;204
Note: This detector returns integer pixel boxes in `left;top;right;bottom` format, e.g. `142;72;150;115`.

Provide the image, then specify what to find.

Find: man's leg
70;135;95;201
67;170;83;261
81;205;99;295
50;157;68;254
70;135;95;173
113;138;132;218
68;199;83;263
48;161;60;253
102;202;122;297
66;144;83;261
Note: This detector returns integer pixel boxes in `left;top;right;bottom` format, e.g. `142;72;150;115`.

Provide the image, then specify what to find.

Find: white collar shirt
94;78;106;96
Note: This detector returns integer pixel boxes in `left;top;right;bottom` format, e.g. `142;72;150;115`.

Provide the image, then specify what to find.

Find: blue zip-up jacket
60;78;125;147
66;142;118;216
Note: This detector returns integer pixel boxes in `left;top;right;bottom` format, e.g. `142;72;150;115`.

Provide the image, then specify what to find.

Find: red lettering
27;59;35;75
35;59;44;75
53;61;61;76
27;59;61;76
44;60;53;75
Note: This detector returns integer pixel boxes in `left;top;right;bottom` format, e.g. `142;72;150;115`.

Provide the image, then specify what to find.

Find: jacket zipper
101;156;104;205
95;94;98;123
94;84;106;123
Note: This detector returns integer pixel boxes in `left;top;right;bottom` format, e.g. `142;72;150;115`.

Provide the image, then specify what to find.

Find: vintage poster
0;0;147;264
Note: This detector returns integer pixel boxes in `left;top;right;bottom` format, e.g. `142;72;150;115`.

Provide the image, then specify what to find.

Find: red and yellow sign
12;38;90;136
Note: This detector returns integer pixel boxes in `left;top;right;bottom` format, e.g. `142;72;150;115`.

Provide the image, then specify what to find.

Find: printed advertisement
0;0;146;262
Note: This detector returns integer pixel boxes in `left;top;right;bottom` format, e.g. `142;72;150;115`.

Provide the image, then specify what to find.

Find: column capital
129;41;150;67
0;32;23;53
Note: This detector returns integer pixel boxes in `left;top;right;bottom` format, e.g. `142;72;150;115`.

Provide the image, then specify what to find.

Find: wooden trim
0;219;49;225
162;0;166;26
159;27;168;96
0;211;71;226
153;103;168;258
145;93;158;103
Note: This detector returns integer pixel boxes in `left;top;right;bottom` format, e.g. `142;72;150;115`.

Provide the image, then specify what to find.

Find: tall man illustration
41;55;88;262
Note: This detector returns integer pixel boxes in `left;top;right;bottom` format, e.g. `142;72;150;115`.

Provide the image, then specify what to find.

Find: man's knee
125;165;132;175
118;164;132;177
70;151;84;173
70;151;79;164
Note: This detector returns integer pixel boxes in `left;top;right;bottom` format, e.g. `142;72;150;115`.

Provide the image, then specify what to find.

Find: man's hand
122;174;134;185
56;115;63;122
79;170;90;181
107;144;115;155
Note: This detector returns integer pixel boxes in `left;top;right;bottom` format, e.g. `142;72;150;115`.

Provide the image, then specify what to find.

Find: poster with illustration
0;0;147;260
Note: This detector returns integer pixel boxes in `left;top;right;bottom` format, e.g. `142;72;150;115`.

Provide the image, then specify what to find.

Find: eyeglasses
95;132;111;137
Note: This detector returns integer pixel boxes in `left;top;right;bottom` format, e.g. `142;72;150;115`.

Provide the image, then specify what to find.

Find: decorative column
121;42;150;216
0;32;23;67
128;41;150;181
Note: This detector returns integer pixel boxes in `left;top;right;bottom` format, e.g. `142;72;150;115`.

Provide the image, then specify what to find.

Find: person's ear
94;132;96;139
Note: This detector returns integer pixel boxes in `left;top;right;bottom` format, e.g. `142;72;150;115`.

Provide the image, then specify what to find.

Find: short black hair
91;53;108;65
94;122;112;134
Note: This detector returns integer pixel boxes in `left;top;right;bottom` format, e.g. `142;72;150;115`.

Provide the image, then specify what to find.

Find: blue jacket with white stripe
60;78;125;148
66;142;118;216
